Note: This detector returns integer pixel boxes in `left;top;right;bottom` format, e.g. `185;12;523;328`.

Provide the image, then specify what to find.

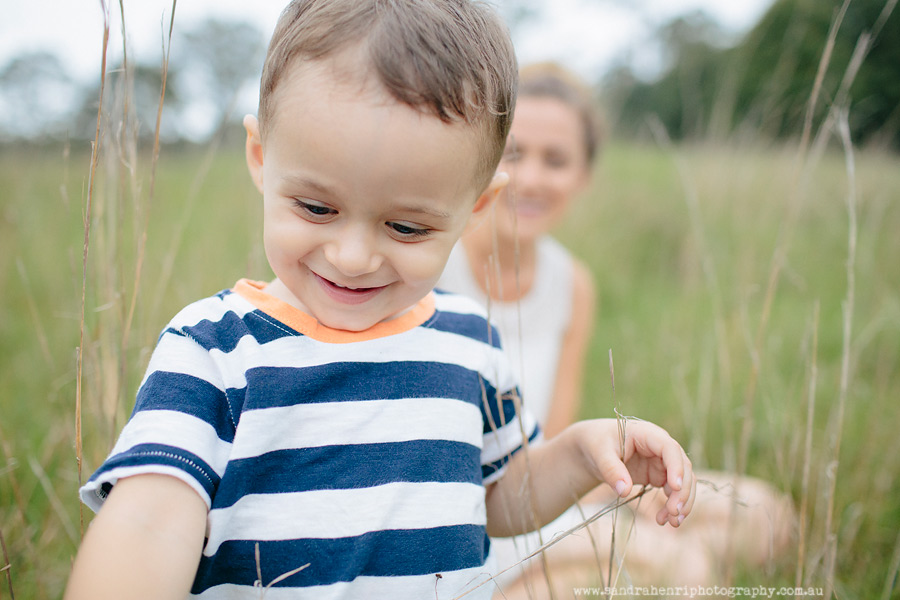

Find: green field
1;135;898;598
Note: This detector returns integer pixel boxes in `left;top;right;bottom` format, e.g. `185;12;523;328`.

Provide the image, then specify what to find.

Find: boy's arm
485;418;696;537
65;474;207;600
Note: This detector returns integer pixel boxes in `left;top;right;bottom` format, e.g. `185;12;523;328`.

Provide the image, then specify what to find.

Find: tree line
0;18;264;145
2;0;897;149
604;0;899;149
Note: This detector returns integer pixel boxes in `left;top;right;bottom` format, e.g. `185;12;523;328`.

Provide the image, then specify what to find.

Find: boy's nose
324;228;383;277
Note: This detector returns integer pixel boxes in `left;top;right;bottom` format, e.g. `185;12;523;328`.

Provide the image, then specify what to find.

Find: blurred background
1;0;899;598
0;0;897;147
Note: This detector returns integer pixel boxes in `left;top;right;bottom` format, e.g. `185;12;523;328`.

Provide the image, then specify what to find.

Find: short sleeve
479;382;540;485
80;326;237;513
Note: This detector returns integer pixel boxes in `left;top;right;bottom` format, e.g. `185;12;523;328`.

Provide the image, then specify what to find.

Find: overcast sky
2;0;774;78
0;0;774;138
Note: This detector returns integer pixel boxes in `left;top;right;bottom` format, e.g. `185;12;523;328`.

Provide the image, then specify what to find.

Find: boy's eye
388;221;431;239
293;199;336;218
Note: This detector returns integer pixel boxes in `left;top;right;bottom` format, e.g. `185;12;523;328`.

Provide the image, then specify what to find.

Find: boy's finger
662;451;695;526
630;422;685;492
594;438;635;498
663;441;687;492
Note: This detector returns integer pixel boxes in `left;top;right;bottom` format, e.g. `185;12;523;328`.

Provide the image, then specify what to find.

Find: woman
439;62;793;598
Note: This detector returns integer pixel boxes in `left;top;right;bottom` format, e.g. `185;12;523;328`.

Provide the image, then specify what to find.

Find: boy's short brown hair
259;0;517;192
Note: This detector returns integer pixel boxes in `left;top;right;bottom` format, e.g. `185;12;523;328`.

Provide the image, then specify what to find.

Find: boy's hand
573;418;696;527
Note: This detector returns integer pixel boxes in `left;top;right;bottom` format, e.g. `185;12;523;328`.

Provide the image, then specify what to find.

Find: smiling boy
65;1;695;599
247;44;496;333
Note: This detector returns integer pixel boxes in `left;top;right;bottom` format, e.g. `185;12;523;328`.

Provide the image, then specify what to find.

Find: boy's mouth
315;273;386;305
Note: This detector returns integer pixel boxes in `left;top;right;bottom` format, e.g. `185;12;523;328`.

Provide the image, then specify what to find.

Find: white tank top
438;236;574;424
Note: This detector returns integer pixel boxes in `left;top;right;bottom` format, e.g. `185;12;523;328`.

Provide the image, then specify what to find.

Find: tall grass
1;8;900;600
2;136;898;598
564;136;899;596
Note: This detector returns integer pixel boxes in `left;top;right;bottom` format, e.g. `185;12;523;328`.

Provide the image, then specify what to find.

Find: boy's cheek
403;242;458;283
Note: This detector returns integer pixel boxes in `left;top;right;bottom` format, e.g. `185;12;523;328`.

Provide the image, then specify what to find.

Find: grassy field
1;132;898;598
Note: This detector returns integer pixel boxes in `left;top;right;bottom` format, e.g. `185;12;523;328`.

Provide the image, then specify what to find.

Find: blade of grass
120;0;177;431
27;457;78;546
15;259;55;371
452;488;652;599
797;0;850;156
881;527;900;600
77;0;111;538
0;521;13;599
822;107;858;600
609;349;622;595
796;301;819;588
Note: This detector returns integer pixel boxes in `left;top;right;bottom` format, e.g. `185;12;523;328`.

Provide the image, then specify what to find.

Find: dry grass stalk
0;524;13;600
27;457;78;546
821;107;858;600
798;0;850;155
644;113;749;581
452;488;652;599
121;0;176;394
0;427;27;530
76;0;112;539
795;301;819;588
727;5;886;587
485;160;559;598
15;259;55;371
646;117;729;381
608;349;622;594
147;135;225;319
253;542;310;598
881;528;900;600
735;0;857;508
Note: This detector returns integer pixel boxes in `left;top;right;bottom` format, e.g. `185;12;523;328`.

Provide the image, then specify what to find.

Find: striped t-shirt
81;279;539;599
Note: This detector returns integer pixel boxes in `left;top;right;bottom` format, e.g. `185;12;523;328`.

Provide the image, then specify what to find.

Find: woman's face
495;95;592;243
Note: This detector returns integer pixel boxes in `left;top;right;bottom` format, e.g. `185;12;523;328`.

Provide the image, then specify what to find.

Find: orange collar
233;279;435;343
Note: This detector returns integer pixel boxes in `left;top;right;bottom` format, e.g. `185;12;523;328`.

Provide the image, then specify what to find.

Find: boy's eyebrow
283;174;334;197
283;174;454;220
395;205;454;220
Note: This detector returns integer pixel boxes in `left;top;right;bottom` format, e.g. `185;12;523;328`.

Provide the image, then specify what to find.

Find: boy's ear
244;114;264;194
472;171;509;216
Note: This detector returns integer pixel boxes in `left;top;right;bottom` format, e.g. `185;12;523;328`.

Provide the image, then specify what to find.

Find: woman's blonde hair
518;62;603;163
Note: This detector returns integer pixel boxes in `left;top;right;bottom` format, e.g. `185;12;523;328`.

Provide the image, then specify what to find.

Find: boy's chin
315;309;391;332
319;318;378;332
316;303;417;332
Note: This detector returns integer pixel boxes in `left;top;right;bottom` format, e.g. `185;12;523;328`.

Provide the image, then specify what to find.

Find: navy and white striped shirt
81;280;539;599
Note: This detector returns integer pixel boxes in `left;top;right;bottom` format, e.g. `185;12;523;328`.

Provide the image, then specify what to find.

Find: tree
69;61;183;143
607;0;900;148
734;0;900;146
603;11;731;139
175;18;265;139
0;51;79;140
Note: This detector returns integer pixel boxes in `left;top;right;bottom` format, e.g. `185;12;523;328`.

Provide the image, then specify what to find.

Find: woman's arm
543;259;596;438
65;474;207;600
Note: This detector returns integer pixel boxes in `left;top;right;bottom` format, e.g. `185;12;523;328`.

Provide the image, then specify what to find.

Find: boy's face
246;54;503;332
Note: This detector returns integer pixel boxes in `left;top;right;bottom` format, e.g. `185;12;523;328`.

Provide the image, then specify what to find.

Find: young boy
65;1;695;598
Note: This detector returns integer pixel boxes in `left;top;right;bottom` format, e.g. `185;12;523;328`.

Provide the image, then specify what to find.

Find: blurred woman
439;62;794;599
